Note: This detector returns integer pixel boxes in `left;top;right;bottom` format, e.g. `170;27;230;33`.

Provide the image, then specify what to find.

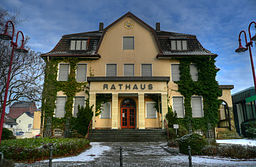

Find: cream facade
41;12;234;134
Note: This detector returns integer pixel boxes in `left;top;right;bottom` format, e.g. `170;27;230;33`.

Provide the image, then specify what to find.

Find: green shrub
0;138;89;162
217;144;256;159
2;128;15;140
165;106;177;128
241;120;256;138
177;133;207;155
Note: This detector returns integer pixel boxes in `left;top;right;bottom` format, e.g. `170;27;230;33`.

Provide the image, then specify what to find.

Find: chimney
99;22;104;32
156;22;160;32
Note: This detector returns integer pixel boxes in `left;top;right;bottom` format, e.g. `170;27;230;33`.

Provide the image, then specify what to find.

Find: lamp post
235;21;256;93
0;21;28;144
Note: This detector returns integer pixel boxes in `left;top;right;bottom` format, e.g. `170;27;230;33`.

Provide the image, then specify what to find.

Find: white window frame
54;96;66;118
76;63;87;82
100;102;112;119
171;63;180;82
105;64;117;77
170;40;188;50
172;96;185;118
57;63;70;81
70;40;87;50
191;96;204;118
145;101;158;119
141;64;153;77
123;36;134;50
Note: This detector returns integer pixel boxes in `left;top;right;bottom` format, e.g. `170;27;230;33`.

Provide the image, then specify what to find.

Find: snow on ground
162;155;256;165
50;142;111;162
216;139;256;146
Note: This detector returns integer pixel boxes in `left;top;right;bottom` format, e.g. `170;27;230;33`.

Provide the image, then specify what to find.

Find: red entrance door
121;98;136;129
121;108;136;129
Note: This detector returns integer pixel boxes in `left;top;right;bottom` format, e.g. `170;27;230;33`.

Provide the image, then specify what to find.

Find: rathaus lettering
103;84;153;90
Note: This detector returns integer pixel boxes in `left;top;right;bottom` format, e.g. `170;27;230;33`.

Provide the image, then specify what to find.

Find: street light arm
238;30;248;45
3;21;15;41
15;31;25;48
248;21;256;41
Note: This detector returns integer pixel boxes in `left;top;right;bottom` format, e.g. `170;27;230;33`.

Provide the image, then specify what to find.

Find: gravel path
15;142;256;167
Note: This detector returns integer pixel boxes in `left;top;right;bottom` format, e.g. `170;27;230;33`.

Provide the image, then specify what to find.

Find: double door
121;107;136;129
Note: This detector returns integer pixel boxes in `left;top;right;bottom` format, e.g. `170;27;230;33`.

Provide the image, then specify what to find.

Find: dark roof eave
87;76;170;82
156;53;218;59
40;54;101;59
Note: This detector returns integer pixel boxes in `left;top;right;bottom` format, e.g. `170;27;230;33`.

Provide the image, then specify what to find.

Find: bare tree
0;8;45;110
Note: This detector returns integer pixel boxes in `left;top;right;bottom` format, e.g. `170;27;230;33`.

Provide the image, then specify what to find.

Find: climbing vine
41;57;87;137
175;56;221;132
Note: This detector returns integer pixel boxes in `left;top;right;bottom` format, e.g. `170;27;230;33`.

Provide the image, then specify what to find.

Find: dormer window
171;40;187;51
70;40;87;50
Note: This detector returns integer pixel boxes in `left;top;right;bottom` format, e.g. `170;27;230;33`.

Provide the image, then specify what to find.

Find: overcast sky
1;0;256;94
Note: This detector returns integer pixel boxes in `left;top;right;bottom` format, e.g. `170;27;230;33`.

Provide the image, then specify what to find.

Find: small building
232;87;256;136
15;112;34;138
3;115;17;132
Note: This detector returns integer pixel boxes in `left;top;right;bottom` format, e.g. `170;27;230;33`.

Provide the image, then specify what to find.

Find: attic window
70;40;87;50
171;40;187;51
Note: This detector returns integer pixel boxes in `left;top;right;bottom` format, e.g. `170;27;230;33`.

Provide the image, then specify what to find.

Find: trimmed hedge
0;138;90;162
177;133;207;155
202;144;256;159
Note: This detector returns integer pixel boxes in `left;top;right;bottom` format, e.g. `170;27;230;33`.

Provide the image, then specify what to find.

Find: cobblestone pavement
16;142;256;167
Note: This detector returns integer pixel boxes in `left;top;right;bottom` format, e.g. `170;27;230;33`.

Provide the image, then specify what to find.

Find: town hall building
41;12;235;138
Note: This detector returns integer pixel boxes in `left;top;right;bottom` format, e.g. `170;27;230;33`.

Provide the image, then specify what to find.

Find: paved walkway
15;142;256;167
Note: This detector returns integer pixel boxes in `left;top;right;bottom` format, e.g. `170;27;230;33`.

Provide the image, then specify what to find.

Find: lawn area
0;138;90;162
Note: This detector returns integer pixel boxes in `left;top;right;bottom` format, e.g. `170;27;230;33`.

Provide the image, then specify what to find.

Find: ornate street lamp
0;21;28;144
235;21;256;94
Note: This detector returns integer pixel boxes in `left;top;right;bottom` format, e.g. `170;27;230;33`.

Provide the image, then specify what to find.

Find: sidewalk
15;142;256;167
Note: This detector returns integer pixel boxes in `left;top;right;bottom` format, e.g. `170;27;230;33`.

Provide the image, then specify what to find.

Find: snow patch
216;139;256;146
48;142;111;162
162;155;256;165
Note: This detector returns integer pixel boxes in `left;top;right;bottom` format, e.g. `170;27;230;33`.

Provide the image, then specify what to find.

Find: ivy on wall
175;56;221;132
41;57;87;137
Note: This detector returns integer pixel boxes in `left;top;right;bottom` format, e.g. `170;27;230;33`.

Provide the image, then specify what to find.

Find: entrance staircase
89;129;167;142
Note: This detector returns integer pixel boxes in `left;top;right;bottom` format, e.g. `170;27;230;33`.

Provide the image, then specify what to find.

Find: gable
97;14;160;61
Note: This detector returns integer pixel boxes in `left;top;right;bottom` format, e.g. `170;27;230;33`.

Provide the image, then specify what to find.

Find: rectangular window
70;40;87;50
171;64;180;81
74;97;85;117
70;40;76;50
191;97;203;118
190;64;198;81
76;64;87;82
55;97;66;118
182;40;187;50
101;102;111;119
123;36;134;50
141;64;152;76
146;102;157;118
124;64;134;76
170;40;188;50
173;97;184;118
171;40;176;50
106;64;117;76
177;40;182;50
58;64;69;81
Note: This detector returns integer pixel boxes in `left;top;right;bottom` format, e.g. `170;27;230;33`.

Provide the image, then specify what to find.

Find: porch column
89;92;96;129
161;92;168;129
112;93;118;129
138;93;145;129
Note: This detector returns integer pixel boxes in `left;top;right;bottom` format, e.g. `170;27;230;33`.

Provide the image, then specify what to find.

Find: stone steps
89;129;167;142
